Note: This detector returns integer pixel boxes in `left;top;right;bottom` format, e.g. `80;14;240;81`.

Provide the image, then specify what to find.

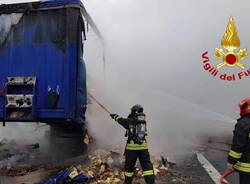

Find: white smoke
82;0;250;159
0;13;23;45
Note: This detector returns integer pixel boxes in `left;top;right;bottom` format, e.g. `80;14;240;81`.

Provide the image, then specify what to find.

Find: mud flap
45;90;59;108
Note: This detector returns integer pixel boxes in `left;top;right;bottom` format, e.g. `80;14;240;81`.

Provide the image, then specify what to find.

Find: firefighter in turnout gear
227;97;250;184
110;104;155;184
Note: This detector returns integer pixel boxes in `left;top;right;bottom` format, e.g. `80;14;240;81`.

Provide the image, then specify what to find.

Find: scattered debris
83;134;90;145
39;166;89;184
77;149;125;183
0;153;29;169
161;156;176;168
0;165;37;176
27;143;40;150
10;111;25;118
72;150;173;184
0;140;214;184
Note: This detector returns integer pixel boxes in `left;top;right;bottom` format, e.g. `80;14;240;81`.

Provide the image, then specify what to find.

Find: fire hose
220;169;234;184
88;92;111;114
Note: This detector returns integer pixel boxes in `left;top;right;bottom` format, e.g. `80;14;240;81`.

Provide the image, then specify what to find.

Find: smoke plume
83;0;250;160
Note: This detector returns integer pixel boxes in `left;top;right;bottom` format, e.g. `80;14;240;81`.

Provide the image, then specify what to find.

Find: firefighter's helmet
239;97;250;116
131;104;143;113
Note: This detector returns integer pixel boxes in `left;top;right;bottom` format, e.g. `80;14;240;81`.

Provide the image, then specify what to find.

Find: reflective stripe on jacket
234;161;250;173
126;140;148;150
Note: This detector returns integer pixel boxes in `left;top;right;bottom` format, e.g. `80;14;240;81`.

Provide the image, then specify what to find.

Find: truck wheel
47;123;87;159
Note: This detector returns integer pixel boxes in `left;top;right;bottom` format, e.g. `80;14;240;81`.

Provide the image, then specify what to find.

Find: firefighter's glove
110;113;118;120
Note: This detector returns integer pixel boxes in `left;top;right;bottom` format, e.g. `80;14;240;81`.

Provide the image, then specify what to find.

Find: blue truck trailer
0;0;98;129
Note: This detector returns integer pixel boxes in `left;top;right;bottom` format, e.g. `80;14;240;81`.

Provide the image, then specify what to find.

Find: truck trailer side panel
0;1;87;124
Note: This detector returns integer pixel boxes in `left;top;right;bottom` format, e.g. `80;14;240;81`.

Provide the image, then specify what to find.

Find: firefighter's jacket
113;115;148;150
228;114;250;174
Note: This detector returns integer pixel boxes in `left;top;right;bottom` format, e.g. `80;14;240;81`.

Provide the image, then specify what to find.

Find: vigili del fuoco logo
201;16;249;81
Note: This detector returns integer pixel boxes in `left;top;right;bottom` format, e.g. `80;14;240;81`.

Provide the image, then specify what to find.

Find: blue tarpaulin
41;0;82;8
39;167;89;184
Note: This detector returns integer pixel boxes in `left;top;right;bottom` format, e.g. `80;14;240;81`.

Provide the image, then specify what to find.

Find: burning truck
0;0;101;136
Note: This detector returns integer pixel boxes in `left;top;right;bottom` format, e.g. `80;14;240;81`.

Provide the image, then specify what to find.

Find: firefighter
227;97;250;184
110;104;155;184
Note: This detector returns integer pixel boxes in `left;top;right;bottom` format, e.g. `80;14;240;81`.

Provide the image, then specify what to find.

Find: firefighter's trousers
124;149;155;184
239;173;250;184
